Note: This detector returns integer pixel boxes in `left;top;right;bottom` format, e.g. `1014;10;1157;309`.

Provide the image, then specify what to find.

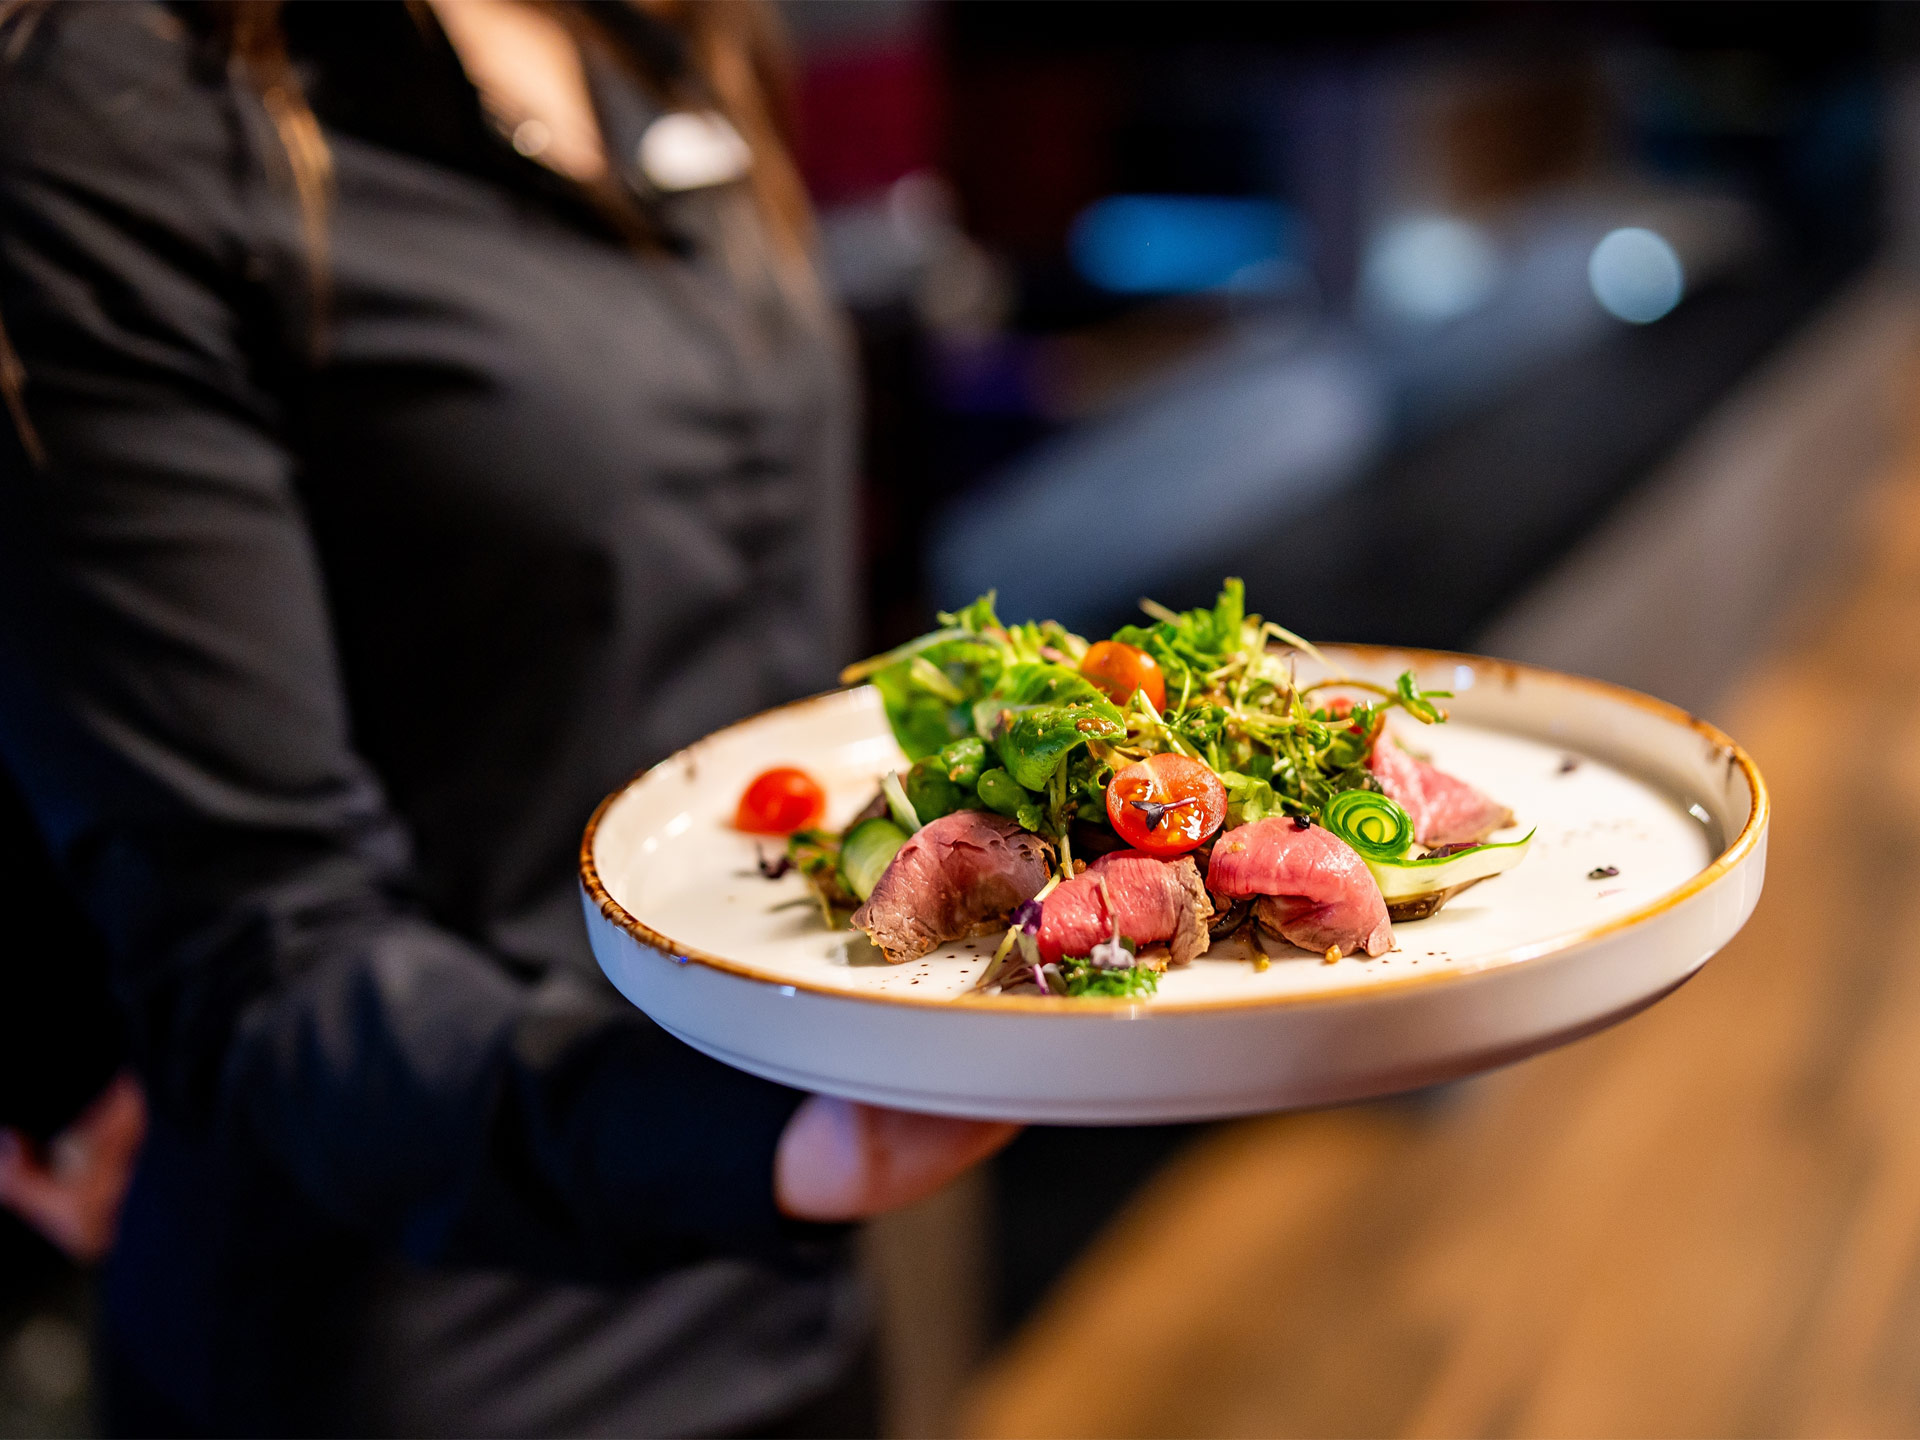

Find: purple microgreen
1127;795;1198;831
1012;898;1044;934
1014;930;1041;968
757;848;792;880
1588;865;1619;880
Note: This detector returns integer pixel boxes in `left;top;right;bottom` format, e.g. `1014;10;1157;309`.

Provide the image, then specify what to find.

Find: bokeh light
1587;226;1685;323
1069;195;1295;295
1361;214;1502;324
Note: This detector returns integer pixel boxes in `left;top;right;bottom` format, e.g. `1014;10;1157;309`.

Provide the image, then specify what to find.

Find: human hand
0;1071;147;1263
774;1095;1018;1222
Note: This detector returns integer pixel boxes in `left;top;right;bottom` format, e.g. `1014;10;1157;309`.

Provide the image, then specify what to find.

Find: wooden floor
958;426;1920;1437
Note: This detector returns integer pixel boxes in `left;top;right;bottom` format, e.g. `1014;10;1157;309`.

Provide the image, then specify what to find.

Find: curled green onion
1322;788;1416;863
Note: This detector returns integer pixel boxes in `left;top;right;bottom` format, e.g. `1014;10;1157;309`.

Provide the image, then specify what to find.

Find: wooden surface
959;434;1920;1437
866;1171;994;1440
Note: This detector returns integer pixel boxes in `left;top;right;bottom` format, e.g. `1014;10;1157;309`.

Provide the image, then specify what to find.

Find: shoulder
0;3;256;248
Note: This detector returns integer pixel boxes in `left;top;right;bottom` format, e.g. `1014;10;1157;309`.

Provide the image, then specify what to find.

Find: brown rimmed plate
581;649;1766;1122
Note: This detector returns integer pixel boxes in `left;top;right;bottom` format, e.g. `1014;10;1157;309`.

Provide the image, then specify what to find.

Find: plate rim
580;645;1769;1018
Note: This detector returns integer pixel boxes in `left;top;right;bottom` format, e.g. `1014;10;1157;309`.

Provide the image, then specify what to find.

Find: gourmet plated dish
737;580;1534;1000
583;605;1762;1117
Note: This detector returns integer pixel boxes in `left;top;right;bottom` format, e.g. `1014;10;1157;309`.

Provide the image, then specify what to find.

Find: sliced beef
1370;732;1514;847
1207;818;1392;958
851;810;1052;963
1036;850;1214;966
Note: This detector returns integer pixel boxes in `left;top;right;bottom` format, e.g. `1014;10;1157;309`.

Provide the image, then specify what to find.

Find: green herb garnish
1058;958;1162;998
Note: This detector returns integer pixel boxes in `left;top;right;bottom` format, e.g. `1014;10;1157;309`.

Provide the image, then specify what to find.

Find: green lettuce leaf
993;702;1124;791
966;663;1126;791
938;592;1004;634
1221;770;1290;827
870;636;1007;759
1112;578;1249;695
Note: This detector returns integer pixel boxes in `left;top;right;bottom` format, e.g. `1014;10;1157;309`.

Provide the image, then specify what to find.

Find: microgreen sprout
1128;795;1199;831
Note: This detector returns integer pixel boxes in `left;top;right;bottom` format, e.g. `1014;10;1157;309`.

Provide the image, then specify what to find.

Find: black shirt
0;3;862;1432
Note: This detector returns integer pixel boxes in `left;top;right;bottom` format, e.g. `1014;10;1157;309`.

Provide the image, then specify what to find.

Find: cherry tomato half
735;766;826;835
1105;753;1227;856
1080;640;1167;710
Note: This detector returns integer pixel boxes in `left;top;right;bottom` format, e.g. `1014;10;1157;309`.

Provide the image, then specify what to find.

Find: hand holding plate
774;1095;1017;1221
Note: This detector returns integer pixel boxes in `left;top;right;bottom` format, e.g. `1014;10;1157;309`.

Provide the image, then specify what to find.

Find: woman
0;2;1011;1433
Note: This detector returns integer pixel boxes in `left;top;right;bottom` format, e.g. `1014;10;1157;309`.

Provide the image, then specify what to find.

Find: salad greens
838;579;1452;877
1057;957;1162;998
792;577;1518;992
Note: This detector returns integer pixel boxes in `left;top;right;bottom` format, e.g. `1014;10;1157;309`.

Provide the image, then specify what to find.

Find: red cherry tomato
1105;753;1227;856
735;766;826;835
1080;640;1167;710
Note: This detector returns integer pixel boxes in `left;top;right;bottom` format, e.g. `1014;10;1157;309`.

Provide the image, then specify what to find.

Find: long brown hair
0;0;818;465
217;0;818;276
0;0;45;463
621;1;815;262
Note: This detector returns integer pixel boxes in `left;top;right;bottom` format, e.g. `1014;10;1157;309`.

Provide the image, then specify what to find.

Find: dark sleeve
0;5;811;1278
0;760;124;1141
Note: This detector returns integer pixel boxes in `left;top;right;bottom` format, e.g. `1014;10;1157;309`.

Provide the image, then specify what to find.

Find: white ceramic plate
581;649;1767;1123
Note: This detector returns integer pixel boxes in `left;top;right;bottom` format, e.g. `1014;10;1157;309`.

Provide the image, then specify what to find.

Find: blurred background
7;1;1920;1435
797;0;1887;664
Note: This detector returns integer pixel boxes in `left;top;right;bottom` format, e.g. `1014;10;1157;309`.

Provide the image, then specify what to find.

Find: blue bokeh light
1070;195;1297;295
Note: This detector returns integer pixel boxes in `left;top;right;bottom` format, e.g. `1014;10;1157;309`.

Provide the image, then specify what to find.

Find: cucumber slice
840;817;910;902
1364;830;1534;901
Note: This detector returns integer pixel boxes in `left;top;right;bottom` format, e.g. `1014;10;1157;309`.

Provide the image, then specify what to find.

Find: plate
580;648;1767;1123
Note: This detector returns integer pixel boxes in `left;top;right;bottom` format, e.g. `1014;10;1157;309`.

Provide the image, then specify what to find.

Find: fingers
81;1072;148;1171
0;1073;148;1264
775;1095;1019;1222
0;1128;94;1259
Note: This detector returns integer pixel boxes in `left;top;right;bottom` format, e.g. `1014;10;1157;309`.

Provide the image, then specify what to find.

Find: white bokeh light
1361;215;1501;324
1588;227;1685;324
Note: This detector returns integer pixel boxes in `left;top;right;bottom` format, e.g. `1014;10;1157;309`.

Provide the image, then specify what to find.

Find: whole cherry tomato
1105;753;1227;856
735;766;826;835
1080;640;1167;710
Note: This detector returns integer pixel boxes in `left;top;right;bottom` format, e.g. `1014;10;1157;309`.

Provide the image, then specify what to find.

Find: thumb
0;1129;72;1240
775;1096;1017;1221
0;1127;37;1201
